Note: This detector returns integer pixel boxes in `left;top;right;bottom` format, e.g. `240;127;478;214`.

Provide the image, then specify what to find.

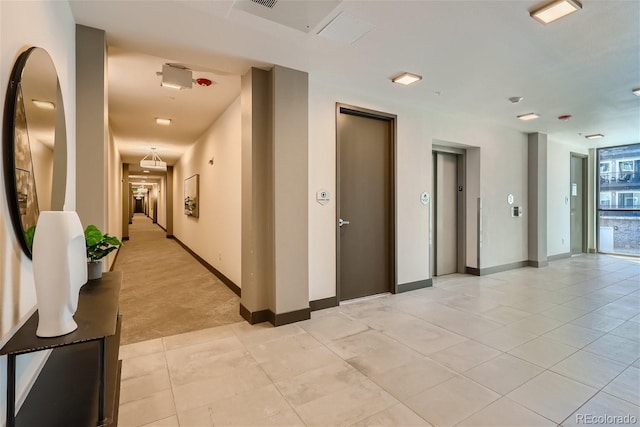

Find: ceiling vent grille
250;0;278;9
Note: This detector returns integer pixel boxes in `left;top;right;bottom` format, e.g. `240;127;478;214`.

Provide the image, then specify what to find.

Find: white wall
0;1;76;424
173;97;242;286
106;129;121;269
308;78;530;300
547;139;589;257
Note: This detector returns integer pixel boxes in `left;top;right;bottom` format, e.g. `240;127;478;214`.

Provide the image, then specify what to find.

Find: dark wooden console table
1;271;122;427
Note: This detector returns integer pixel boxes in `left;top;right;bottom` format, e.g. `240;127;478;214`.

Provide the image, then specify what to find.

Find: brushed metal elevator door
338;110;391;301
435;152;458;275
570;155;585;254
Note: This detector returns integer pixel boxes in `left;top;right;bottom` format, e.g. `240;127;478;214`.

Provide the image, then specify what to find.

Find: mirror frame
3;47;61;258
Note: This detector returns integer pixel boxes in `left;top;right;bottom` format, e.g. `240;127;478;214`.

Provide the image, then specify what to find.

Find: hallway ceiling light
32;99;55;110
392;72;422;86
585;133;604;139
530;0;582;25
140;148;167;171
155;117;172;125
633;88;640;96
517;113;540;121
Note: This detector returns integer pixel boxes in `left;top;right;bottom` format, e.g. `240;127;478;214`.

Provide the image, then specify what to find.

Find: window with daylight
597;143;640;256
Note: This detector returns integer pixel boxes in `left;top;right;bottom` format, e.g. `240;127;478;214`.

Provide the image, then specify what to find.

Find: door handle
339;218;350;227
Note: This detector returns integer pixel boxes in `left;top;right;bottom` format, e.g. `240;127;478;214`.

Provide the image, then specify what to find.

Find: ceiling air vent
250;0;278;8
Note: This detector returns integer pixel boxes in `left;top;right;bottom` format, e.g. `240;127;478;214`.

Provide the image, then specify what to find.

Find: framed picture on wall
184;174;199;217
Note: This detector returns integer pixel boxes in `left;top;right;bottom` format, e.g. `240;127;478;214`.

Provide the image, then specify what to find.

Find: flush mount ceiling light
509;96;523;104
517;113;540;121
155;117;171;126
140;148;167;171
530;0;582;25
158;64;192;90
32;99;55;110
585;133;604;139
392;72;422;86
633;88;640;96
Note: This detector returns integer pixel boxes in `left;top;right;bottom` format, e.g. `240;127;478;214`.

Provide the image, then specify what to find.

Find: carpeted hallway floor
113;214;243;345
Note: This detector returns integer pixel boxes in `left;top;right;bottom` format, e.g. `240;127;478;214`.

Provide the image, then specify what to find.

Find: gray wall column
528;132;548;267
240;66;310;325
240;68;273;320
271;65;309;317
76;24;107;231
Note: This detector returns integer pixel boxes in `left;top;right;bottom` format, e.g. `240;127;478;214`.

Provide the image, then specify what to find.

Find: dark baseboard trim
528;260;549;268
121;236;129;241
310;296;338;311
240;304;270;324
466;267;480;276
397;278;432;293
548;252;571;262
273;308;311;326
466;260;530;276
166;234;174;239
239;305;311;326
157;224;167;232
172;236;241;297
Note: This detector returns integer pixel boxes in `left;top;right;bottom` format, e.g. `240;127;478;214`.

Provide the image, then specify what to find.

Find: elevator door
434;152;459;275
570;155;586;254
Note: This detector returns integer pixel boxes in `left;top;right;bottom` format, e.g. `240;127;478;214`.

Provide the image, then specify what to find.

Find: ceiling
69;0;640;174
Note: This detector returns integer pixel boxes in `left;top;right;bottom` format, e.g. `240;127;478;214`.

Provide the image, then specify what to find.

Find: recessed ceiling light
585;133;604;139
143;170;150;173
155;117;171;126
517;113;540;121
633;88;640;96
531;0;582;24
392;72;422;86
32;99;55;110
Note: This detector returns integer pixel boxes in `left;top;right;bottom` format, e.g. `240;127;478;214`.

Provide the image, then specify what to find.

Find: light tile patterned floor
118;254;640;426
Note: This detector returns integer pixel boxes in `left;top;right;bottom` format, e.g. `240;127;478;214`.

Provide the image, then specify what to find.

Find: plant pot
87;261;103;280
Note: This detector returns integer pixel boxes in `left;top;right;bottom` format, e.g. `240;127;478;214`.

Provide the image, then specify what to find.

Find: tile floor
117;254;639;426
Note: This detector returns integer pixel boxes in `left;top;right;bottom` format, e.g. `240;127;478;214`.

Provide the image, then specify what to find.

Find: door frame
432;146;467;275
570;152;588;254
335;103;397;301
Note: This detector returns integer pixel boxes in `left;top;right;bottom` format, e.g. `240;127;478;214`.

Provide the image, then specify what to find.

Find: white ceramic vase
32;211;87;337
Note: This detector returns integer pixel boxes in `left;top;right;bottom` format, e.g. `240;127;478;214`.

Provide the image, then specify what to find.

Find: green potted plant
84;225;122;280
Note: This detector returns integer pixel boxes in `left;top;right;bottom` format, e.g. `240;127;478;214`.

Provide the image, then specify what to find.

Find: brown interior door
338;110;392;301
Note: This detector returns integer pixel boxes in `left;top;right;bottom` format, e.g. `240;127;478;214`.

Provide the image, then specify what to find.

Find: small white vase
88;261;103;280
32;211;87;337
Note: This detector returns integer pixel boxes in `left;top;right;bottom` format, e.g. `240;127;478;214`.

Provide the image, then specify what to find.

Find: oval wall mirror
3;47;67;258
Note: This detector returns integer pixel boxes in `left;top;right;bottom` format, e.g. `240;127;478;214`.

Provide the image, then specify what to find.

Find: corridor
113;214;242;344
